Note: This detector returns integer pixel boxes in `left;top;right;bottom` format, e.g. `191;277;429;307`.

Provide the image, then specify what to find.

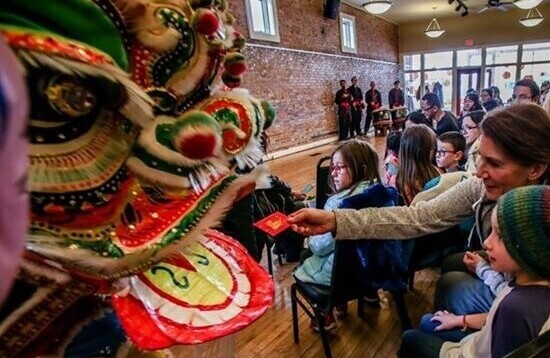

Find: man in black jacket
334;79;352;140
421;93;459;136
365;80;382;135
347;76;363;137
388;80;405;109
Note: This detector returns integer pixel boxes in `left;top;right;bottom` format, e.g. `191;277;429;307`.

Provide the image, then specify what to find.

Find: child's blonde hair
328;139;380;193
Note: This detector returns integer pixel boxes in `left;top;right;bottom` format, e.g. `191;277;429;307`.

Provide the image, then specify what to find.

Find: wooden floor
234;136;439;358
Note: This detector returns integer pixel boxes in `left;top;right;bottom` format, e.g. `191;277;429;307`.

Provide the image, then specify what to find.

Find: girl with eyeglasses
461;110;485;173
293;139;394;331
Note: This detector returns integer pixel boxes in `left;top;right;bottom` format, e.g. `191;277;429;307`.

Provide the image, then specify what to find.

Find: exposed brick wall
229;0;399;153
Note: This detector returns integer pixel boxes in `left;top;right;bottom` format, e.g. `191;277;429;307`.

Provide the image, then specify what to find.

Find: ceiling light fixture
448;0;469;17
425;7;445;38
362;0;392;15
514;0;543;10
519;7;544;27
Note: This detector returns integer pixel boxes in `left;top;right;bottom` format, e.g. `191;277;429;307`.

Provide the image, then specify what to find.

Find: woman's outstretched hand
287;208;336;236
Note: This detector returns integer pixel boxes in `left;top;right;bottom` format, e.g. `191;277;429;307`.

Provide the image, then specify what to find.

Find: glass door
456;68;481;116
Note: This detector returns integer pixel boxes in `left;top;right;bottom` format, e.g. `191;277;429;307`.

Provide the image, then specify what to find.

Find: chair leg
357;297;365;319
266;244;274;276
392;290;412;331
314;308;333;358
408;271;415;291
290;284;300;343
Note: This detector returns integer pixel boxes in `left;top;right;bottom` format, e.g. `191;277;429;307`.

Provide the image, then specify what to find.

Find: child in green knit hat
400;185;550;358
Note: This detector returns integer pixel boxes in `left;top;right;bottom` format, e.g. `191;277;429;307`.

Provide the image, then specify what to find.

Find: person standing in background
364;80;382;135
348;76;364;138
490;86;503;107
388;80;405;109
335;79;352;141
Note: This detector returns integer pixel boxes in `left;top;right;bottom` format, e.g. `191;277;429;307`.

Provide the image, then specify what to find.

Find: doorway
456;68;481;116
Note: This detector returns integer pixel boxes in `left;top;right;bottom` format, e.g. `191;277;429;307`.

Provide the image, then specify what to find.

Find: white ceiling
343;0;544;24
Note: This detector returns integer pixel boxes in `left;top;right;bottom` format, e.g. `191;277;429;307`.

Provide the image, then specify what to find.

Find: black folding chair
315;156;331;209
503;329;550;358
291;239;412;358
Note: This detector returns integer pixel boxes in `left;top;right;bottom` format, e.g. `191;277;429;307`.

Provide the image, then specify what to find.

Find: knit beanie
497;185;550;280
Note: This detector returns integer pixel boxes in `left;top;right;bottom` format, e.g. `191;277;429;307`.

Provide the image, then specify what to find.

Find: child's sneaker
311;312;337;332
334;303;348;319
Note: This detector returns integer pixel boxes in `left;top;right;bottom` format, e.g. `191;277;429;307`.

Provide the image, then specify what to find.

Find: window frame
339;13;357;54
245;0;280;43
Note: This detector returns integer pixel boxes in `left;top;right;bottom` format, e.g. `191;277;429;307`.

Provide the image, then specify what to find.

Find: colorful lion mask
0;0;274;354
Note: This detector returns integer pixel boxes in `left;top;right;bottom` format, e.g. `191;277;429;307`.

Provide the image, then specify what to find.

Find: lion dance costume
0;0;275;356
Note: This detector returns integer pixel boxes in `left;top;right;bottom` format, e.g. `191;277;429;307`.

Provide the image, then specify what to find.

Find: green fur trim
171;111;221;135
132;145;197;176
0;0;128;70
252;102;263;137
155;123;178;151
261;100;276;129
212;108;241;128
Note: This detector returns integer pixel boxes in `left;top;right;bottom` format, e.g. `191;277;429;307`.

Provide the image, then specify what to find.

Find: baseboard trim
263;136;339;161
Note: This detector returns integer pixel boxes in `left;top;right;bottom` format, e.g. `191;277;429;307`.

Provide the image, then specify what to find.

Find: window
404;72;421;110
245;0;280;42
424;51;453;70
340;13;357;54
486;45;518;65
457;48;482;67
521;63;550;86
485;66;517;103
425;70;453;110
522;42;550;62
403;54;421;71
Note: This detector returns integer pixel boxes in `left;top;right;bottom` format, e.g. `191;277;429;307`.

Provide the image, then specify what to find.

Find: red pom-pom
177;132;219;160
225;62;246;76
194;9;220;36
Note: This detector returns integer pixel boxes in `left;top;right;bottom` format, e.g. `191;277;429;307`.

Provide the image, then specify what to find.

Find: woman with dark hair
490;85;503;107
289;103;550;321
460;93;484;116
458;93;484;128
461;110;485;173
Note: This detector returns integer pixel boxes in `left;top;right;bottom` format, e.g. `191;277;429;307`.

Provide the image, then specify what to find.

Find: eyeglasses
462;124;478;131
512;94;532;101
421;105;434;112
330;164;349;173
435;150;456;156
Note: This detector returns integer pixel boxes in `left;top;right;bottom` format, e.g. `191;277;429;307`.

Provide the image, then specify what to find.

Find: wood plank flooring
235;136;440;358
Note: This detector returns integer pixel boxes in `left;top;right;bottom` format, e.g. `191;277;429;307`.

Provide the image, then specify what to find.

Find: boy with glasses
436;132;466;173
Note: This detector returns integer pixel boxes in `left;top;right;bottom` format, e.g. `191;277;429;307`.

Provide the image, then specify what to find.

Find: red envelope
253;211;290;237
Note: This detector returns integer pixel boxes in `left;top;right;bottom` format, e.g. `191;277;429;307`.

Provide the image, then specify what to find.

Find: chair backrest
315;156;331;209
502;329;550;358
